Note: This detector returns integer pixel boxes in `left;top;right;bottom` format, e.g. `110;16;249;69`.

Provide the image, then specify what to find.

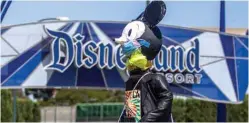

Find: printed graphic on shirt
125;90;141;122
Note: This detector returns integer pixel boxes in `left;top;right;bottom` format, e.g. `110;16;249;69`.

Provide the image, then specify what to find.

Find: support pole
219;0;226;32
217;103;227;122
217;1;227;122
12;89;17;122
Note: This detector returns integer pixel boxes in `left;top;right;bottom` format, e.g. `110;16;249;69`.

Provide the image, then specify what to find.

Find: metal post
217;1;226;122
71;106;73;122
217;103;227;122
12;89;17;122
44;109;47;122
86;105;89;122
54;106;57;122
219;1;226;32
100;104;103;121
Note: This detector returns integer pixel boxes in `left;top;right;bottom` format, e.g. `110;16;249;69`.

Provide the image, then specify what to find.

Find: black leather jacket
119;70;173;122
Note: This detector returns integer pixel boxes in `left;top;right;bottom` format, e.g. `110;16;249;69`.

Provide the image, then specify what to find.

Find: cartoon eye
128;29;132;37
122;21;145;41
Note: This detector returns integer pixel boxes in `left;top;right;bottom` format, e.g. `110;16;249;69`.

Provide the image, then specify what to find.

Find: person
115;1;173;122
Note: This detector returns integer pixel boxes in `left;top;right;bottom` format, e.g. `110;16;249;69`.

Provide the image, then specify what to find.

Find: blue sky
2;1;248;28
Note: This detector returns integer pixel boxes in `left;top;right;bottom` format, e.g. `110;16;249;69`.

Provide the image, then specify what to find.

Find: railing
76;103;123;122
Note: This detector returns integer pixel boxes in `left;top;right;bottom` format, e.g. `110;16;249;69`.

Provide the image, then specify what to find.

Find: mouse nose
114;35;128;44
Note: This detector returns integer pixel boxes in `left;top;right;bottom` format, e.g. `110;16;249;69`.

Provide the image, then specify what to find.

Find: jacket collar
129;69;150;76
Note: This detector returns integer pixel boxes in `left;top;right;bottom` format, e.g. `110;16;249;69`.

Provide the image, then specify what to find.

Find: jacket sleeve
140;74;173;122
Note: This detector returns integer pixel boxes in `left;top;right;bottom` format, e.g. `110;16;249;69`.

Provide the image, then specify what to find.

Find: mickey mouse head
115;0;166;60
115;21;146;44
115;20;162;60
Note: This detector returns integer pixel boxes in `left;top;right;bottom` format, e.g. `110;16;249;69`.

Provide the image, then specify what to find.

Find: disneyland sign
44;28;203;84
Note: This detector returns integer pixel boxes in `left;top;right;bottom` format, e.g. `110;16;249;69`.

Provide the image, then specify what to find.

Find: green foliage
1;89;41;122
227;96;248;122
32;103;41;122
172;97;248;122
39;98;56;106
188;99;216;121
54;89;87;105
40;89;124;106
171;98;187;121
16;98;41;122
16;99;25;122
1;89;13;122
16;99;34;122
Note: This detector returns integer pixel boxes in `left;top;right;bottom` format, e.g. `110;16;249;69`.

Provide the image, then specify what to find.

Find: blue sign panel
1;21;248;103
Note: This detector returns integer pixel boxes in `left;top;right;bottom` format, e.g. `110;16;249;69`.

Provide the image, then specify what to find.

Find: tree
39;89;124;106
1;89;13;122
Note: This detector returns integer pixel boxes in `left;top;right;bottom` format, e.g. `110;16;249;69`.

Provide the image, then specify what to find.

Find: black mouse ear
143;0;166;27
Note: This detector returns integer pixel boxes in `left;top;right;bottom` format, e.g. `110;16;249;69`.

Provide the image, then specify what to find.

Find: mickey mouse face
115;21;146;44
115;20;163;60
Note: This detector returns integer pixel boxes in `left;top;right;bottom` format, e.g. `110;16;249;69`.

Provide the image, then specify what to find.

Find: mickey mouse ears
137;0;166;27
